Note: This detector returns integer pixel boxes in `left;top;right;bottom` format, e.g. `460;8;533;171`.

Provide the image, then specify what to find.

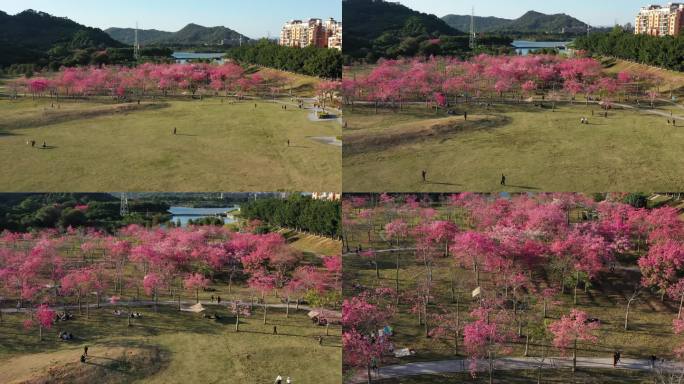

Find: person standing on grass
464;111;468;121
422;170;427;183
217;296;221;304
173;127;177;135
650;355;657;369
273;325;278;335
287;139;290;147
84;345;88;356
501;174;506;186
31;140;36;148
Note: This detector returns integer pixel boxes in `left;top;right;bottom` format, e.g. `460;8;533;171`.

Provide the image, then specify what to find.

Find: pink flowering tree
462;306;512;380
548;309;600;372
343;295;395;384
28;304;56;341
230;299;252;332
184;273;210;304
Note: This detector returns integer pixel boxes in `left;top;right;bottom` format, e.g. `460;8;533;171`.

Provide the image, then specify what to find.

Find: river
512;40;572;56
168;206;238;227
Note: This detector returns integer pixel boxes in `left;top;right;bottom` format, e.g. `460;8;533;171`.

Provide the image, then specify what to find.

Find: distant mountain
105;28;173;45
106;23;251;46
0;9;124;67
442;14;512;33
343;0;465;60
443;10;589;34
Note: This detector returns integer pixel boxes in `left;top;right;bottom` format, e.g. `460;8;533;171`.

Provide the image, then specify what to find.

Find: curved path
0;298;314;314
349;356;684;383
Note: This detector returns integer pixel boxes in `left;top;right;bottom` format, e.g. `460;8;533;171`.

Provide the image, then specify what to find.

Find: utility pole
134;22;141;60
120;193;129;217
469;6;477;50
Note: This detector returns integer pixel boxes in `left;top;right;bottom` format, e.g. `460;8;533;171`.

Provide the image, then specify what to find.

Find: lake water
172;52;226;64
512;40;571;56
168;206;238;227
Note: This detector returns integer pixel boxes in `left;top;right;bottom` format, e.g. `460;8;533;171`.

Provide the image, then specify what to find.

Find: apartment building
635;3;684;36
279;18;342;49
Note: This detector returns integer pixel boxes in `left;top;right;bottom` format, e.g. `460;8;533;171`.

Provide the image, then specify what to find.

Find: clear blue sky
0;0;341;39
398;0;652;27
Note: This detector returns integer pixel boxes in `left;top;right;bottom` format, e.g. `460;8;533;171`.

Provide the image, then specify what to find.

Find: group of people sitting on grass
25;140;48;149
202;312;222;320
56;312;74;321
58;331;74;341
274;375;292;384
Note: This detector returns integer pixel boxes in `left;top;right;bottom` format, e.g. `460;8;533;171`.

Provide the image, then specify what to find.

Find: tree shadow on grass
426;181;461;187
174;133;198;137
288;145;311;149
505;184;541;191
37;146;58;150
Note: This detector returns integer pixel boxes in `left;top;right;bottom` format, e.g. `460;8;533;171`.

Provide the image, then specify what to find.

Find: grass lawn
343;102;684;192
0;97;341;191
0;306;341;384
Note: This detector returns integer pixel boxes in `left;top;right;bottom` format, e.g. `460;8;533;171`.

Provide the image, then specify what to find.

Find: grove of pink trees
0;223;341;341
14;63;288;100
343;55;663;110
343;193;684;380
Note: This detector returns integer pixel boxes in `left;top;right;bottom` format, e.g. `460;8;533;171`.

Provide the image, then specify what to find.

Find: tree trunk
375;255;380;279
625;300;632;331
263;295;267;325
574;271;579;306
489;351;494;384
286;297;290;318
572;338;577;372
235;312;240;332
395;253;400;302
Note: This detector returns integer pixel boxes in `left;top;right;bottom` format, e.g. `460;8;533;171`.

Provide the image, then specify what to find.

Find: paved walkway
0;299;312;314
349;357;684;383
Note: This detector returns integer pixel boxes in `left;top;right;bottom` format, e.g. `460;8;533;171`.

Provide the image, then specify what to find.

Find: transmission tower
469;7;477;50
120;193;129;217
134;22;141;60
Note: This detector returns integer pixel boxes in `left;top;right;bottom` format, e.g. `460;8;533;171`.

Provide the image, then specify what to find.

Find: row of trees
226;40;342;79
10;62;282;100
240;195;341;238
0;194;170;233
343;54;665;110
0;223;341;340
574;28;684;72
342;193;684;382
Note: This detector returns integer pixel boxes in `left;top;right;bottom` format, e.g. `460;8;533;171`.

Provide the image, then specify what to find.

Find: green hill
105;23;251;46
442;14;512;33
0;9;124;68
343;0;465;61
443;10;588;35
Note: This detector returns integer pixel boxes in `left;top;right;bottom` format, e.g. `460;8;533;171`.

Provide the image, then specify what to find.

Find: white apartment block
635;2;684;36
279;17;342;49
